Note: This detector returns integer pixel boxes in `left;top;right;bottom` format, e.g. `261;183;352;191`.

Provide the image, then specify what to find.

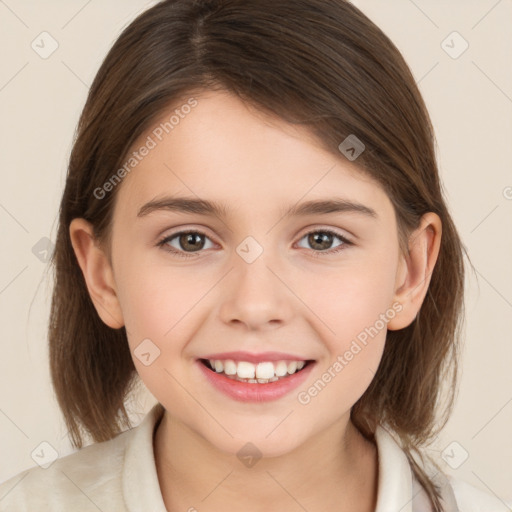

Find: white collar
374;425;418;512
122;402;167;511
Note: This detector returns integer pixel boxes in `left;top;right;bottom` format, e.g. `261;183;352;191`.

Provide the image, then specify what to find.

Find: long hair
48;1;468;509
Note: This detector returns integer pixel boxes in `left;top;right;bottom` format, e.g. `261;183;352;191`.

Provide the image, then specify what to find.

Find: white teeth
223;359;237;375
256;362;275;379
237;361;256;379
205;358;309;381
287;361;297;374
275;361;288;377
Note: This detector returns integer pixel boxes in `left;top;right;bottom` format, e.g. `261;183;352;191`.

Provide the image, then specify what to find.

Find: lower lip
197;360;315;403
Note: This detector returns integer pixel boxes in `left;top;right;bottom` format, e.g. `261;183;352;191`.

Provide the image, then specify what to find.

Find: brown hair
49;1;469;509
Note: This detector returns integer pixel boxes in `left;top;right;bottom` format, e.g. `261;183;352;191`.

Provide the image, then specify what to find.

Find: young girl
0;0;508;511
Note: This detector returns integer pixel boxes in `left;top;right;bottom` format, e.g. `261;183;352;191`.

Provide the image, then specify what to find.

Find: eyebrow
137;196;378;219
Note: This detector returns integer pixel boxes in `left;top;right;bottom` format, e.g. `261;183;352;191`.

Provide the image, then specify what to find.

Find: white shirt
0;403;509;511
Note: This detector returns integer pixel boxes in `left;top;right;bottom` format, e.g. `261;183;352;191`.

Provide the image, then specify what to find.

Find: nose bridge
218;233;293;329
234;233;281;300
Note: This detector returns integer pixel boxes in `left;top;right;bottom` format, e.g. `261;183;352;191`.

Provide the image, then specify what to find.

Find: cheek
294;250;397;400
115;250;203;342
115;267;203;408
114;252;214;381
299;250;398;348
295;272;392;417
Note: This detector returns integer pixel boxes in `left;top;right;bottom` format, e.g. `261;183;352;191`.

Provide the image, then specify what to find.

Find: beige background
0;0;511;505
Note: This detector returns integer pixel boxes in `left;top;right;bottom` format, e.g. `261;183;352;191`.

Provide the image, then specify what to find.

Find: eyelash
156;228;353;259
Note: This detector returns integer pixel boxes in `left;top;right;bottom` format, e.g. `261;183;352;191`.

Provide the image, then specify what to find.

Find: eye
296;229;352;257
156;230;215;259
156;227;353;259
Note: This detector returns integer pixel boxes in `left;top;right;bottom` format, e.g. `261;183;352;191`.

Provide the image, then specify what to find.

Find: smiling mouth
198;358;314;384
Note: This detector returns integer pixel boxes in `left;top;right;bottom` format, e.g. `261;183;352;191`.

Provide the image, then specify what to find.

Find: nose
218;246;295;331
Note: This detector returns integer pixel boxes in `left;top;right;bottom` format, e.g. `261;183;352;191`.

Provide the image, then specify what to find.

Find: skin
70;89;441;512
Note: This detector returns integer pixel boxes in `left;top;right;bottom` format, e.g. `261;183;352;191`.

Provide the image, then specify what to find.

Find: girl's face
105;89;407;456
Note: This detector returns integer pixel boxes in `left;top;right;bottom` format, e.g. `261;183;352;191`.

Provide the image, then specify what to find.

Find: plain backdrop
0;0;511;505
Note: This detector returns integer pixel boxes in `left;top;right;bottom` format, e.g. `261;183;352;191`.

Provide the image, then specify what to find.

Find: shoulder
449;475;512;512
0;424;135;512
410;464;511;512
373;426;511;512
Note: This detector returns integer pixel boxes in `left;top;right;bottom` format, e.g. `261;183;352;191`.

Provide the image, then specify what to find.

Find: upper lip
200;351;313;364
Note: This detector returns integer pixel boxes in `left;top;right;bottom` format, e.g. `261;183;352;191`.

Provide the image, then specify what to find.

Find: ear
387;212;442;331
69;218;124;329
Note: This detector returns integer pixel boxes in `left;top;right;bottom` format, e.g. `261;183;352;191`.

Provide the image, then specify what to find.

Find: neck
153;410;378;512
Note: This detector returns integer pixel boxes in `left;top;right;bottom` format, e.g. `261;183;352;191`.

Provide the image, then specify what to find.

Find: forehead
113;90;389;221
